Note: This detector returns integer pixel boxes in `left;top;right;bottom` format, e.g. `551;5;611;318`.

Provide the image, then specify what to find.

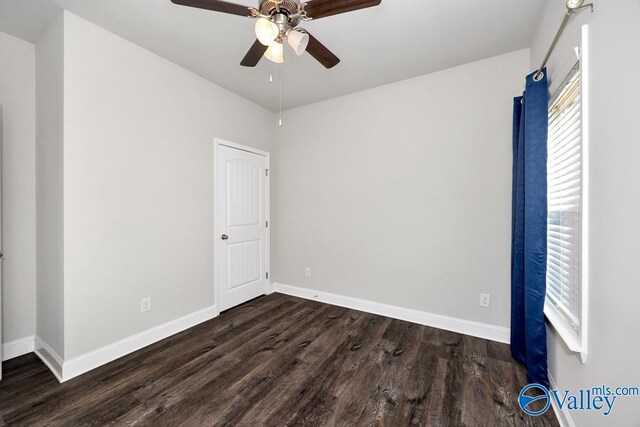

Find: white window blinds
546;62;583;330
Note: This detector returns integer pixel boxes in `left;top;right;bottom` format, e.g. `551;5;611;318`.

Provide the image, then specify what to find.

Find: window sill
544;302;587;363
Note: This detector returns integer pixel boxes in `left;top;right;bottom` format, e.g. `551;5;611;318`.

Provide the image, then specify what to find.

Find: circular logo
518;383;551;416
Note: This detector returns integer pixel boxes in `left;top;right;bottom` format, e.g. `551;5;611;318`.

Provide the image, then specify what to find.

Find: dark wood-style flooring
0;294;558;426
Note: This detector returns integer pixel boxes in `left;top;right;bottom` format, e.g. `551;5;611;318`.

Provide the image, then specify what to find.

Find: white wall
531;1;640;425
35;14;65;357
273;49;530;328
0;31;37;345
61;12;274;359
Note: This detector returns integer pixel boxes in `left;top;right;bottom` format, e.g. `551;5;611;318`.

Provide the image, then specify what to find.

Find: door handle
221;234;229;240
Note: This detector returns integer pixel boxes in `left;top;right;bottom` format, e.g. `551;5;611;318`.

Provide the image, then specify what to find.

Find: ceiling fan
170;0;382;68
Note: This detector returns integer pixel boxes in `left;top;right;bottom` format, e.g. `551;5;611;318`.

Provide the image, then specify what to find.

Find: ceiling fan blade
171;0;254;17
303;0;381;19
306;33;340;69
241;39;268;67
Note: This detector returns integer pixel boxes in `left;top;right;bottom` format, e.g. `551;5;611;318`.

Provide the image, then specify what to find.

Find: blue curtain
511;69;549;388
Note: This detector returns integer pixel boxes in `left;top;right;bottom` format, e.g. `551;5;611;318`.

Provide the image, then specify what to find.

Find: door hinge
266;272;269;279
266;169;269;177
266;221;268;228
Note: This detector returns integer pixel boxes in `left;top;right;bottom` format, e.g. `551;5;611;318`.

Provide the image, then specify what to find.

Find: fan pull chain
278;67;282;127
279;71;283;127
269;69;283;127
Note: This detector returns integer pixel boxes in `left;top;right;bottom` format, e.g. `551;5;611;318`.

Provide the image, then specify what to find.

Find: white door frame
213;138;270;313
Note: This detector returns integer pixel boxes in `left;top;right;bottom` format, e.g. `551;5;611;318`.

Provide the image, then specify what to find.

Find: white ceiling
0;0;545;111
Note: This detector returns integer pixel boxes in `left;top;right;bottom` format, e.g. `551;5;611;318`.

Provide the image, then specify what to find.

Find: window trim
544;24;589;364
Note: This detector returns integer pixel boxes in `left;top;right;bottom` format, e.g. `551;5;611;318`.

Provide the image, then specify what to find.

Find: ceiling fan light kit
286;29;309;56
255;17;279;45
171;0;382;68
265;41;285;63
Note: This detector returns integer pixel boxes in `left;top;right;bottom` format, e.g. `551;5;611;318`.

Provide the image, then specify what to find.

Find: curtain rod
533;0;593;82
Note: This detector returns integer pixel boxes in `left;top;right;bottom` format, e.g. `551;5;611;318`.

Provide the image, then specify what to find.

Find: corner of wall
35;8;66;361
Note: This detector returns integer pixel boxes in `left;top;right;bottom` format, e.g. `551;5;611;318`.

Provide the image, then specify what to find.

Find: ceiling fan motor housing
259;0;302;27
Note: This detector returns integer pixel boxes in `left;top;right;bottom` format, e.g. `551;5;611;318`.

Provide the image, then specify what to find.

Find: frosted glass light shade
264;42;284;63
287;30;309;56
255;18;279;46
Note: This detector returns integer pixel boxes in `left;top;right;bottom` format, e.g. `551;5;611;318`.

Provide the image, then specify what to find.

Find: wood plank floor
0;294;558;426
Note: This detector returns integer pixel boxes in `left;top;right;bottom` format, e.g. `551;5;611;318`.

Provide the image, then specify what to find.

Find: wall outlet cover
141;297;152;313
480;294;491;308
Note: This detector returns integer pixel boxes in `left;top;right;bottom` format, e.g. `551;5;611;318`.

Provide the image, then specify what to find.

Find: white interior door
216;141;269;312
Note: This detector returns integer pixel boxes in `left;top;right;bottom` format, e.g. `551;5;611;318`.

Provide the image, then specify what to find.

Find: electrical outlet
141;297;151;313
480;293;491;308
305;267;311;278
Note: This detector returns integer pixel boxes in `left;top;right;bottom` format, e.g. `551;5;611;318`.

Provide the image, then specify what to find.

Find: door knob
221;234;229;240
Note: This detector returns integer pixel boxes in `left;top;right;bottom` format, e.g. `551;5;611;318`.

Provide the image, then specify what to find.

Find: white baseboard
266;281;276;295
62;305;218;382
2;335;35;361
549;371;575;427
273;283;510;344
34;305;218;383
35;336;64;382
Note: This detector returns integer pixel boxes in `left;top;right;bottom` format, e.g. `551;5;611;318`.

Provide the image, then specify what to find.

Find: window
547;63;582;326
545;26;589;363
